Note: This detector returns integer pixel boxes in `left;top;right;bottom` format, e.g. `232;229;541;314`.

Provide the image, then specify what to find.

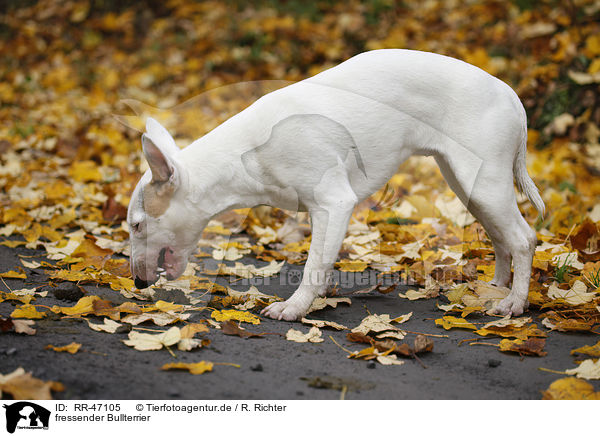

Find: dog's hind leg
434;155;512;287
435;150;537;316
262;160;357;321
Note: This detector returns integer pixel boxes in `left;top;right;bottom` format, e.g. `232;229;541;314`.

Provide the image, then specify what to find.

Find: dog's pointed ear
145;117;180;156
142;133;175;184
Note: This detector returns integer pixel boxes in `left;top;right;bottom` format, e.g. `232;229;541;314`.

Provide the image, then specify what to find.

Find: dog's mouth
157;246;177;280
157;247;167;271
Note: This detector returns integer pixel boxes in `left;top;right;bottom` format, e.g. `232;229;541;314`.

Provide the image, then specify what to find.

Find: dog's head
127;118;203;288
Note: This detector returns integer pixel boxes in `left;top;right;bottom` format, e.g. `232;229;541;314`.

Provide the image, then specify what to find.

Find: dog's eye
131;222;141;233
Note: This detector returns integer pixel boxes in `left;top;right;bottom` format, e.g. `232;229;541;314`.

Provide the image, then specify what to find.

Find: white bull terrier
127;49;545;321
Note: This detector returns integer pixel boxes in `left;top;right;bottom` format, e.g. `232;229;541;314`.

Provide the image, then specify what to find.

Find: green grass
553;253;573;283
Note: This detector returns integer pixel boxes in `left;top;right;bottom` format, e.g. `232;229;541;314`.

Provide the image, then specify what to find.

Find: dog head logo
3;402;50;433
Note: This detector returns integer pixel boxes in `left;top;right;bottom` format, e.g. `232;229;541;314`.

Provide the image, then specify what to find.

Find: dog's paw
261;301;306;321
490;294;529;316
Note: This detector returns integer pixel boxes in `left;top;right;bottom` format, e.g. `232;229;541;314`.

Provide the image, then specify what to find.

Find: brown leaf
102;196;128;222
346;332;433;357
569;219;600;261
413;334;434;354
220;320;265;338
499;338;547;356
352;281;397;295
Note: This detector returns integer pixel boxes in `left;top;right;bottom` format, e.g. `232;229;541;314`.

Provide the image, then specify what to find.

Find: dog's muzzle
134;277;149;289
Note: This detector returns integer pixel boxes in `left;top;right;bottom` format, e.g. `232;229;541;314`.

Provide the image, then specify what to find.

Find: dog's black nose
134;277;149;289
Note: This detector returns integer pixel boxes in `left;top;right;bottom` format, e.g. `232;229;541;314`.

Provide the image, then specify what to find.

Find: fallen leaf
123;326;181;351
351;313;408;336
151;300;185;312
571;340;600;358
0;269;27;279
45;342;82;354
211;242;252;261
10;304;47;319
335;259;368;272
398;289;430;300
308;297;351;313
541;315;596;332
499;338;547;356
565;359;600;380
86;318;122;333
347;345;405;365
0;290;34;304
376;330;406;340
180;323;210;337
177;323;210;351
375;354;405;365
204;260;284;279
547;280;597;305
413;335;434;354
542;377;600;400
227;286;282;310
286;326;324;343
351;282;396;295
220;320;265;338
211;309;260;325
0;318;36;335
482;316;532;329
434;195;475;227
347;332;433;357
161;361;214;375
301;317;347;330
121;312;190;326
51;295;102;317
475;323;547;340
0;367;65;400
461;281;511;310
435;316;477;330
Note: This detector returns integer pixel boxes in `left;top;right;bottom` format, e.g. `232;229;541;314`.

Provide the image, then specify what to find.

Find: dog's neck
177;138;266;222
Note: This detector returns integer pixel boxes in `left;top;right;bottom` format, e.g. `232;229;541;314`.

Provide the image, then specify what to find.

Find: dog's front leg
262;193;356;321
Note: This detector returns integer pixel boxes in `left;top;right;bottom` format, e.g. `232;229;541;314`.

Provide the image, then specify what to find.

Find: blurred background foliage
1;0;599;140
0;0;599;234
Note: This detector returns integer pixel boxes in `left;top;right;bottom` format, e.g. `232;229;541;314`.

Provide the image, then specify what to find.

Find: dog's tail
513;104;545;217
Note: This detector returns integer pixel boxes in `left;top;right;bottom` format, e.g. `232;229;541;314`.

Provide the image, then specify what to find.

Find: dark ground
1;242;598;400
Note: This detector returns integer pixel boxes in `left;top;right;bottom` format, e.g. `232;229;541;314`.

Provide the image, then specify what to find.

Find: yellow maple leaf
11;304;47;319
211;309;260;324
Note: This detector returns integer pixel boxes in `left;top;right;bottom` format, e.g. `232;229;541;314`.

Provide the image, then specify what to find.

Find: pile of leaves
1;0;600;400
